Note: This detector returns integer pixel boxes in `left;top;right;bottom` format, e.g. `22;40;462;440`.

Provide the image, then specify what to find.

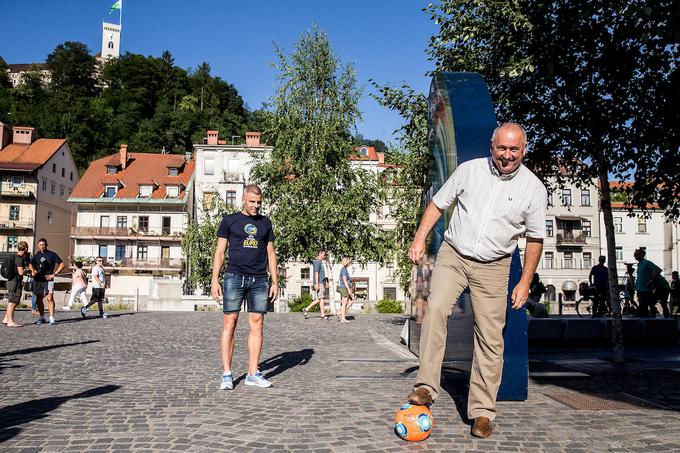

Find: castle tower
101;22;121;60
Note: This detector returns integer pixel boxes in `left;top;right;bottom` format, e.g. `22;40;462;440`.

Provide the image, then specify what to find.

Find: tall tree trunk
598;169;625;363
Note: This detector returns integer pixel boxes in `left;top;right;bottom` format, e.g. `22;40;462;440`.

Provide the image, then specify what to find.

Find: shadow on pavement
52;312;136;324
0;340;100;358
0;385;120;443
440;372;472;425
232;349;314;386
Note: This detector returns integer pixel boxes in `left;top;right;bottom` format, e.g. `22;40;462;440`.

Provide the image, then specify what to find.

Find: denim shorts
223;272;269;314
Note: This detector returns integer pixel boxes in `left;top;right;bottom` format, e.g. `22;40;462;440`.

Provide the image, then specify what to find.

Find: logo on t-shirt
243;224;258;248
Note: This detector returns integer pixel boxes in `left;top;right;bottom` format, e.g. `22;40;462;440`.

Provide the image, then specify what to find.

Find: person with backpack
29;238;65;325
2;241;30;327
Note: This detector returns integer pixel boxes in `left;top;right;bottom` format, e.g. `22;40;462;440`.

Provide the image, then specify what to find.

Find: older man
406;123;546;439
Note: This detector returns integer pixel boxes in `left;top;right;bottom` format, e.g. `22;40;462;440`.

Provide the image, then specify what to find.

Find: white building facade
69;146;195;294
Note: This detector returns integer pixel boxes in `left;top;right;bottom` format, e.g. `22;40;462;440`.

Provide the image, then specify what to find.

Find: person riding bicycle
589;256;610;318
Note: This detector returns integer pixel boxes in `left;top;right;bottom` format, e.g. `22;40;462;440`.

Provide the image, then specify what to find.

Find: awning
555;215;583;221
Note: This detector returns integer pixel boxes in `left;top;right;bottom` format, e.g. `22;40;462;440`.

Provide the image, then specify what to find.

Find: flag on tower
109;0;121;14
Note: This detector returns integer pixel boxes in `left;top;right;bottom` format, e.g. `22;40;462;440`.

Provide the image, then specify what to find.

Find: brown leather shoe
471;417;492;438
407;387;433;406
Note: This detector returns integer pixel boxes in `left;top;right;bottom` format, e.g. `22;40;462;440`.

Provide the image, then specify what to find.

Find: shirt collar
487;156;522;181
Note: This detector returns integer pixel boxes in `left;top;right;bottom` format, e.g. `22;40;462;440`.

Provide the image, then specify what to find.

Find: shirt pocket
497;196;525;226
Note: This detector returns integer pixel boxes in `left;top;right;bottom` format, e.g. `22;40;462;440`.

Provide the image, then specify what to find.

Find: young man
211;184;278;390
81;257;107;319
405;123;546;439
2;241;29;327
303;250;329;319
29;238;65;325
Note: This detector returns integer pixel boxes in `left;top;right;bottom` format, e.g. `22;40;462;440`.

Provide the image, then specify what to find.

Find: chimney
207;130;219;145
0;123;9;149
245;132;261;147
184;151;192;162
377;152;385;165
12;126;35;145
120;144;128;169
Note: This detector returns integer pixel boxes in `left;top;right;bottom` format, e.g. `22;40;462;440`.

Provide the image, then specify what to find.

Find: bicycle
575;282;612;318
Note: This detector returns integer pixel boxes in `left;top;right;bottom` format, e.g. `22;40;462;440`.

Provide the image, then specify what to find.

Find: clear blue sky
0;0;437;145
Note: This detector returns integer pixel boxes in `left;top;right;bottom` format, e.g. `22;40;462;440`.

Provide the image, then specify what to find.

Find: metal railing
221;171;245;183
0;217;35;229
555;232;588;244
77;257;184;269
71;226;185;238
0;182;35;198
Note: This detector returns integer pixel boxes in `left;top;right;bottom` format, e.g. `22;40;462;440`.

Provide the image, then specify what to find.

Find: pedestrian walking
670;271;679;317
623;263;637;315
303;250;329;319
653;272;670;318
29;238;65;325
80;257;107;319
2;241;29;327
64;261;88;311
634;248;663;318
211;184;278;390
404;123;546;439
589;256;610;318
337;257;354;323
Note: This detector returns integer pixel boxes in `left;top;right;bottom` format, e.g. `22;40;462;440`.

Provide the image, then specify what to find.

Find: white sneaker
36;316;46;325
245;371;272;388
220;373;234;390
60;306;72;311
48;316;55;325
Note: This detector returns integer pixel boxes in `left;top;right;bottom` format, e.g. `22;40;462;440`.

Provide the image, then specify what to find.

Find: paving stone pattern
1;311;680;452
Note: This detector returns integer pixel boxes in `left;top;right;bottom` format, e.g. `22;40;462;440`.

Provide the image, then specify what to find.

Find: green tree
251;27;389;269
371;84;430;293
419;0;677;363
182;196;236;293
46;41;99;97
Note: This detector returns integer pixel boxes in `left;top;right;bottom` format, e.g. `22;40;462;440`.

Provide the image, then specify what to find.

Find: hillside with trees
0;41;258;171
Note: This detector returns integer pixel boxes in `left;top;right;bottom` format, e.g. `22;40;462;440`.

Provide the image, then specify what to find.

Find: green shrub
288;294;315;312
375;298;403;314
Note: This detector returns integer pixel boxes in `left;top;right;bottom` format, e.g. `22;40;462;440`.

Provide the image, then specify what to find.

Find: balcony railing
541;259;593;270
0;182;35;198
0;217;34;229
71;226;185;238
555;232;587;245
78;257;184;269
221;171;245;184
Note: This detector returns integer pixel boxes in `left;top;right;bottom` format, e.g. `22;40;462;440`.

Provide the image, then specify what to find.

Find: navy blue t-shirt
590;264;609;290
31;250;63;282
218;212;274;276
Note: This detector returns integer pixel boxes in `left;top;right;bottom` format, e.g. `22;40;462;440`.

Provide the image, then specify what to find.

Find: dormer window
104;185;117;198
107;165;118;175
166;185;180;198
168;167;179;176
139;185;153;197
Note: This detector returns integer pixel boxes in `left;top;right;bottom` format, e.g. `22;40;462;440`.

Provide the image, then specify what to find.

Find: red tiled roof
349;146;379;161
71;152;195;200
0;139;66;171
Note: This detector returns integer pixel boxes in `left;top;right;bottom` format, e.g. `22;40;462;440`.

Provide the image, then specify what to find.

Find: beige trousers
414;241;511;421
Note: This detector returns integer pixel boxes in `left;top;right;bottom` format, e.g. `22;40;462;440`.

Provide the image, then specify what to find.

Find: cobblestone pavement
1;310;680;452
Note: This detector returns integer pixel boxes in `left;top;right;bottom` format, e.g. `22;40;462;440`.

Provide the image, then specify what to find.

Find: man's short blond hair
243;184;262;196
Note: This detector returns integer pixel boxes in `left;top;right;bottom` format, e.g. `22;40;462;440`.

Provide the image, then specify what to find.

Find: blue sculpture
409;72;528;401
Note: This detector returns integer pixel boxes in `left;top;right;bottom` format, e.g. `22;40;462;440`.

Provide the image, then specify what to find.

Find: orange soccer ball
394;403;434;441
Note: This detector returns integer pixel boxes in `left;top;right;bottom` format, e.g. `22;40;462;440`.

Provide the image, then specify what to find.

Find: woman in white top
64;261;88;310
